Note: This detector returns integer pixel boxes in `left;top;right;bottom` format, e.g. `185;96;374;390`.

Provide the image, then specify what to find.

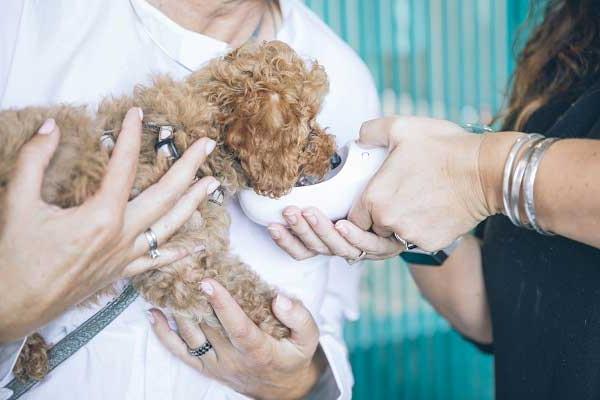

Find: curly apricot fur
0;41;334;382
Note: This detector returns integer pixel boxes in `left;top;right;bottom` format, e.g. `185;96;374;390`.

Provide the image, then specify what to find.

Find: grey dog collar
2;284;139;400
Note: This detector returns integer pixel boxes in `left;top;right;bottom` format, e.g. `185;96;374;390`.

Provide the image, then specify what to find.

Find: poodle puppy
0;40;336;382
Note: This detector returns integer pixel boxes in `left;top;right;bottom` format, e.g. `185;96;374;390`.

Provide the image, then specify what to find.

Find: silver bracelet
522;138;561;235
502;134;542;225
507;134;545;227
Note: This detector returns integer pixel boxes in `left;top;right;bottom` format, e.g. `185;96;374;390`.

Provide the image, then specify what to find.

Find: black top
479;76;600;400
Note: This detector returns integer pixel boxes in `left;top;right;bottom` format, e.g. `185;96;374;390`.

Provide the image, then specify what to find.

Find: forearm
535;139;600;247
408;235;492;344
481;134;600;248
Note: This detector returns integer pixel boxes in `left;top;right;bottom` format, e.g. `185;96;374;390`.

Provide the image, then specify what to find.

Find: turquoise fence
304;1;530;399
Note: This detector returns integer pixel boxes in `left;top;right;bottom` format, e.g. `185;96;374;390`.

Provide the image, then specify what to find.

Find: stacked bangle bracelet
501;133;561;235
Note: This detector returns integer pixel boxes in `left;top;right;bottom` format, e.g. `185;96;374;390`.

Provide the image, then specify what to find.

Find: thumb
358;116;401;148
9;118;61;205
347;195;374;231
272;294;319;356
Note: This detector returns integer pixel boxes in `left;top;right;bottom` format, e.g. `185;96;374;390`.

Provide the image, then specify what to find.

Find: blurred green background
302;1;530;399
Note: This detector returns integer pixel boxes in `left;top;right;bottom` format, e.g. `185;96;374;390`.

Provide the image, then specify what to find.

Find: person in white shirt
0;0;379;399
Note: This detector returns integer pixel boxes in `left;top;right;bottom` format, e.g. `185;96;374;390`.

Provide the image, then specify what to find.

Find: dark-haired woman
269;1;600;398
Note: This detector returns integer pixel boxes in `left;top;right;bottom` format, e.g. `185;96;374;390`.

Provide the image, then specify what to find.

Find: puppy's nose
330;152;342;169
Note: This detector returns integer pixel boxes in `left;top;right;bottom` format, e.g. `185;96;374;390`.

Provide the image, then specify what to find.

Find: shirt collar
129;0;295;72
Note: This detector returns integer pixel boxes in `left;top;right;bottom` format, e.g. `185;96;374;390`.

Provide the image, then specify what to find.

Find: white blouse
0;0;380;399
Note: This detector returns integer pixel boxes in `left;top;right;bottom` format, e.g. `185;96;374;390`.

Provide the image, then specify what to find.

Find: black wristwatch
399;237;464;266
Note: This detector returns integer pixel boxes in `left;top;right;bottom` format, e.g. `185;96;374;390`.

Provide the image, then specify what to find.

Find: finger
267;224;317;261
358;116;401;148
148;309;205;371
174;316;218;366
301;207;362;259
127;177;219;252
199;279;268;354
199;322;231;351
372;224;394;238
282;207;330;254
9;118;60;207
347;196;373;231
121;245;204;278
272;294;319;357
335;220;402;256
125;138;216;235
94;107;143;210
175;316;208;349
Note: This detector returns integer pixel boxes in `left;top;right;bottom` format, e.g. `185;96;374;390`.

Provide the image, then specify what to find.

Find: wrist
478;132;523;216
287;346;327;400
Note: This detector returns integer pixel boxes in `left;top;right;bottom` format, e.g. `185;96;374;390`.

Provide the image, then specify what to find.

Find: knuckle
92;208;122;238
371;207;393;228
362;190;378;209
248;343;273;367
17;145;39;164
229;324;251;342
296;310;314;331
305;244;326;254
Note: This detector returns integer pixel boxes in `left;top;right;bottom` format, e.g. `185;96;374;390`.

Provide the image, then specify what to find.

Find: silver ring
393;232;417;252
144;228;160;259
346;250;367;265
188;341;213;358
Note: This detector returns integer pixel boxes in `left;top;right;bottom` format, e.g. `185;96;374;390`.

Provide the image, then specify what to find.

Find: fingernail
205;139;216;155
267;226;280;239
146;309;155;325
303;211;317;226
276;294;292;311
200;280;214;296
137;107;144;121
335;222;347;235
284;212;298;225
193;245;206;253
38;118;55;135
207;179;220;194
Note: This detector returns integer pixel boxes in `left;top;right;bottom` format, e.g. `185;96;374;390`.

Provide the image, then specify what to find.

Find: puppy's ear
302;63;329;115
225;93;304;198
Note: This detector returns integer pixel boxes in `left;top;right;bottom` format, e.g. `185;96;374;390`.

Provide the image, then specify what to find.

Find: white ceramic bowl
239;140;388;226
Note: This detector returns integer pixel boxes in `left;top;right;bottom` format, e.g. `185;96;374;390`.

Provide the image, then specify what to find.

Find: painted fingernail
303;211;317;226
335;222;348;235
205;139;216;155
284;212;298;225
146;309;155;325
193;245;206;253
207;179;220;194
38;118;55;135
200;281;214;296
276;294;292;311
268;226;280;240
137;107;144;121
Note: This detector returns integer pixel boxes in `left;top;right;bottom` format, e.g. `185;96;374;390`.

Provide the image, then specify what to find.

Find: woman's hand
267;206;404;262
150;279;326;400
0;108;219;342
349;116;514;251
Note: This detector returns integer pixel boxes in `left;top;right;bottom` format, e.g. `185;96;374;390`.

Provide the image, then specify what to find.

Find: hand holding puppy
0;108;218;343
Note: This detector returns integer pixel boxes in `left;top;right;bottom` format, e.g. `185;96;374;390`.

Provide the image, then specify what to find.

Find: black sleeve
474;220;487;240
460;332;494;355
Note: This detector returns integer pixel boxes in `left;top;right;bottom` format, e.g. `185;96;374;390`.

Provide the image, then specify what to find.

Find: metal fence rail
304;0;530;398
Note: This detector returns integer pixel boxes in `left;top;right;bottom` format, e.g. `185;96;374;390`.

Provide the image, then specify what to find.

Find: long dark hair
502;0;600;130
